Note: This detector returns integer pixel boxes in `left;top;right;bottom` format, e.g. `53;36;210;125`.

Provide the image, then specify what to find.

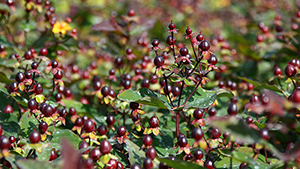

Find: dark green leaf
50;129;82;150
0;113;19;137
19;111;39;137
125;139;145;165
0;72;12;84
158;158;206;169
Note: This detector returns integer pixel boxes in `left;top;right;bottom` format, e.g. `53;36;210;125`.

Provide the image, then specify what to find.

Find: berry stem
171;32;176;59
176;111;179;137
292;79;297;90
177;80;185;108
163;74;175;108
182;77;202;106
189;36;198;62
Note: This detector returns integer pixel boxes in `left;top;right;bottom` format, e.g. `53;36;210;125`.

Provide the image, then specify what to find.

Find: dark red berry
245;116;254;124
185;27;192;35
196;33;204;41
25;71;32;79
75;117;83;127
93;81;101;90
180;47;189;56
0;125;3;136
109;69;115;75
146;147;156;160
193;109;203;119
122;80;131;89
117;162;124;169
143;135;152;146
128;9;135;16
204;160;214;169
199;40;210;51
49;150;57;161
28;99;38;110
69;107;76;116
0;136;10;149
143;158;153;169
106;115;115;126
141;79;150;88
89;148;101;161
151;39;159;47
250;95;260;104
257;35;264;42
168;22;175;30
259;128;270;141
208;54;218;65
9;136;15;143
40;47;48;56
9;82;18;92
178;136;188;147
24;50;33;60
114;57;124;68
43;105;54;117
192;127;203;141
54;70;63;79
208;107;216;117
163;84;172;95
126;48;133;55
39;121;48;134
150;74;158;84
154;56;164;67
3;104;13;113
117;126;126;136
285;64;297;77
149;116;159;128
31;62;38;69
172;86;180;96
227;103;238;115
101;86;110;97
97;124;107;135
16;72;25;82
84;120;95;133
100;139;111;154
210;128;221;139
29;131;41;143
106;158;117;169
194;149;204;159
55;93;63;102
35;83;43;94
79;141;90;154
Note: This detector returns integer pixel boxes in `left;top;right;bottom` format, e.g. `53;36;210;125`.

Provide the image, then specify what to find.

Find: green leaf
19;111;39;137
216;88;234;98
0;4;12;13
118;88;171;109
50;129;82;150
0;58;20;68
61;99;97;119
16;159;59;169
0;72;12;84
158;158;206;169
125;139;145;165
0;113;19;137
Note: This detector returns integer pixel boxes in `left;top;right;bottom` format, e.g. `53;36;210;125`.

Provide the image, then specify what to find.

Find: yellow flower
52;21;71;35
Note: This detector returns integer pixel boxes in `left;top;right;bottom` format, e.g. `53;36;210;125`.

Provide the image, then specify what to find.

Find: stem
177;80;185;108
189;37;198;62
171;32;176;58
163;74;175;108
264;147;268;163
292;79;297;90
200;126;211;149
176;111;179;137
230;141;234;169
44;79;57;102
182;77;202;106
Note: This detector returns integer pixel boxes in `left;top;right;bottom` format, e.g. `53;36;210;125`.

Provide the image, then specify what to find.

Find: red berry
146;147;156;160
3;104;13;113
227;103;238;115
101;86;110;97
128;9;135;16
97;124;107;135
179;47;189;56
178;136;188;147
204;160;214;169
259;128;270;141
285;64;297;77
196;33;204;41
143;158;153;169
154;56;164;67
208;54;218;65
194;149;204;159
168;22;175;30
143;135;153;146
40;47;48;56
49;150;57;161
185;27;192;35
149;116;159;128
79;141;90;154
106;115;115;126
24;50;33;60
89;148;101;161
192;127;203;141
35;83;43;94
117;126;126;136
16;72;25;82
84;120;96;133
193;109;203;119
69;107;76;116
39;121;48;134
172;86;180;96
100;139;111;154
0;136;10;149
29;131;41;143
199;40;210;51
151;39;159;47
210;128;221;139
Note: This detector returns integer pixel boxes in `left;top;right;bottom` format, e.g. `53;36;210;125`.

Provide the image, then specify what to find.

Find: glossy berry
106;115;115;126
89;148;101;161
24;50;33;60
35;83;43;94
180;47;189;56
245;116;254;124
55;93;63;102
150;74;158;84
9;136;15;143
117;126;126;136
208;107;217;116
0;136;10;149
185;27;192;35
49;150;57;161
143;157;153;169
194;149;204;159
93;81;101;90
250;95;260;104
31;61;38;69
84;120;95;133
75;117;84;126
59;108;67;117
29;131;41;143
16;72;25;82
9;82;18;92
178;136;188;147
154;56;164;67
227;103;238;115
285;64;297;77
259;128;270;141
172;86;180;96
39;121;48;134
141;79;150;88
149;116;159;128
100;139;111;154
42;105;53;117
210;128;221;139
143;135;153;146
97;124;107;135
109;69;115;75
131;164;141;169
163;84;172;95
3;104;13;113
151;39;159;47
204;160;214;169
193;109;203;119
257;35;264;42
146;147;156;160
199;40;210;51
196;33;204;41
82;158;94;169
208;54;218;65
28;99;38;110
168;22;175;30
192;127;204;140
79;141;90;154
54;70;63;79
114;57;124;68
128;9;135;16
101;86;110;97
166;35;176;45
69;107;76;116
122;80;131;89
117;162;124;169
25;71;32;79
40;47;48;56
